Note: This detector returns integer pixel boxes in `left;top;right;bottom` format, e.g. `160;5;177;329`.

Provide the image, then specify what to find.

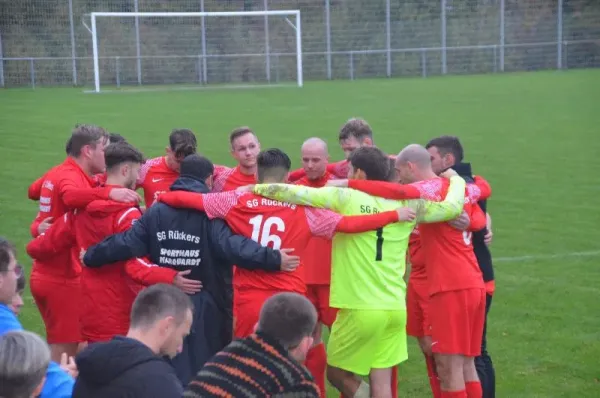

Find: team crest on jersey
43;180;54;191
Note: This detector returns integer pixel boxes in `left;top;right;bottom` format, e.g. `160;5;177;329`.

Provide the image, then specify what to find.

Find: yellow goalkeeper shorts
326;308;407;376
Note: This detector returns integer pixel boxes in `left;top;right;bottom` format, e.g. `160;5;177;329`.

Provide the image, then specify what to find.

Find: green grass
1;70;600;396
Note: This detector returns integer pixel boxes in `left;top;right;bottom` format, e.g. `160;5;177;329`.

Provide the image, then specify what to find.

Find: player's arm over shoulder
253;184;354;213
410;175;466;223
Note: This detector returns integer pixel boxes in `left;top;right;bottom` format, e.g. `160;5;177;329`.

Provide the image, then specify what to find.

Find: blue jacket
0;304;74;398
83;176;282;317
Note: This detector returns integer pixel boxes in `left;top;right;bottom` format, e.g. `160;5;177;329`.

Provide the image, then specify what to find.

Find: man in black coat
82;154;299;386
73;284;194;398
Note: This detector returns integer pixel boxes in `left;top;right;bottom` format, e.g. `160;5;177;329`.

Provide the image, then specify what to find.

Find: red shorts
30;273;83;344
306;284;338;328
234;289;281;338
406;280;430;337
429;288;486;357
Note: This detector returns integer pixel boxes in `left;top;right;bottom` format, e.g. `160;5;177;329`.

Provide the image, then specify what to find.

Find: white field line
494;250;600;263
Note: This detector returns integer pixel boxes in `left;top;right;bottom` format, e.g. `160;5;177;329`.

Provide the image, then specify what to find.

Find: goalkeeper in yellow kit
253;146;466;398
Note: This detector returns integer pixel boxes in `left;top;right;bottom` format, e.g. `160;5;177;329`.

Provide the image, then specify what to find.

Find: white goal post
89;11;303;93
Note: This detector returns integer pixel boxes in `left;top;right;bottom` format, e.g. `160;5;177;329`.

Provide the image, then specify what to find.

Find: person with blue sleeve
0;237;74;398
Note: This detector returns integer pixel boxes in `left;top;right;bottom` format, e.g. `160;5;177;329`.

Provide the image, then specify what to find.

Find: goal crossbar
91;11;300;18
90;10;303;92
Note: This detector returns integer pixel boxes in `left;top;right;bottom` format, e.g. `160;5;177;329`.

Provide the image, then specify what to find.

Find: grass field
1;69;599;397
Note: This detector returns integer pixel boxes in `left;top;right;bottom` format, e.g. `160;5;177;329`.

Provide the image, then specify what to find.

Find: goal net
89;11;303;93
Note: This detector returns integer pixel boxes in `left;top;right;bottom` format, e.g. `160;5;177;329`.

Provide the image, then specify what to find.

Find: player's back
213;192;316;294
331;190;416;310
417;180;483;294
75;200;141;340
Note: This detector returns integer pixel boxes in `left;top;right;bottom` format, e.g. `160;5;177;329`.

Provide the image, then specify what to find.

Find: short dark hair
65;137;73;155
169;129;197;159
387;157;399;182
338;118;373;142
130;284;193;329
348;147;391;181
179;154;214;182
16;264;26;292
68;124;109;157
425;135;464;163
257;292;317;349
229;126;255;147
257;149;291;183
0;238;16;274
109;133;127;144
104;142;145;171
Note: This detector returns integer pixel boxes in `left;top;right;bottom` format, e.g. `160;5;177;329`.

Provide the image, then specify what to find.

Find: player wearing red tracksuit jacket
27;143;181;343
28;125;120;361
27;132;126;203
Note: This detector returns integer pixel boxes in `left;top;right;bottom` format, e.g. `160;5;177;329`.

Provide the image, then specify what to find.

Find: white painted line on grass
494;250;600;263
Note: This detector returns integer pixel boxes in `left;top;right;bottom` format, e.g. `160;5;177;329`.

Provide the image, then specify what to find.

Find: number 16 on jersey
249;215;285;250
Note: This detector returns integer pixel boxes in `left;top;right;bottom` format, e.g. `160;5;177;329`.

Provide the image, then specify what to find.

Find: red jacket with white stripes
26;193;177;342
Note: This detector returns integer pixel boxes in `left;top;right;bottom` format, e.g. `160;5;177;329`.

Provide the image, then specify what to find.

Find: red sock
391;365;398;398
465;381;482;398
305;343;326;397
425;355;441;398
441;390;467;398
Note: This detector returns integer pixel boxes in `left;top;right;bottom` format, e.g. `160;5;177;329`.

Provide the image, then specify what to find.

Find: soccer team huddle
25;118;496;398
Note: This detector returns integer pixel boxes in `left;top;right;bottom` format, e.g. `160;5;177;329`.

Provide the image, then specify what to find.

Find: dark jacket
83;176;282;315
73;336;182;398
453;162;494;283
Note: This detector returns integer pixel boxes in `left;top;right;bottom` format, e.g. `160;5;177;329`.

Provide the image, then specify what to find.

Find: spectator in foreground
0;330;51;398
0;237;74;398
185;292;320;398
9;264;26;315
72;284;193;398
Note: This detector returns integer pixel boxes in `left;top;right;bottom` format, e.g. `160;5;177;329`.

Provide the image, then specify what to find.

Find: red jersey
408;226;426;281
137;157;179;208
30;158;112;278
212;165;256;192
289;156;396;182
158;189;402;293
26;197;176;342
408;202;486;283
348;176;492;295
29;168;107;202
294;172;335;285
289;160;349;182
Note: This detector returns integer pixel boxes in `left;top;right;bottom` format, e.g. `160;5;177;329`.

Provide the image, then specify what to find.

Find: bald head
395;144;434;183
397;144;431;168
302;137;328;154
301;137;329;180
